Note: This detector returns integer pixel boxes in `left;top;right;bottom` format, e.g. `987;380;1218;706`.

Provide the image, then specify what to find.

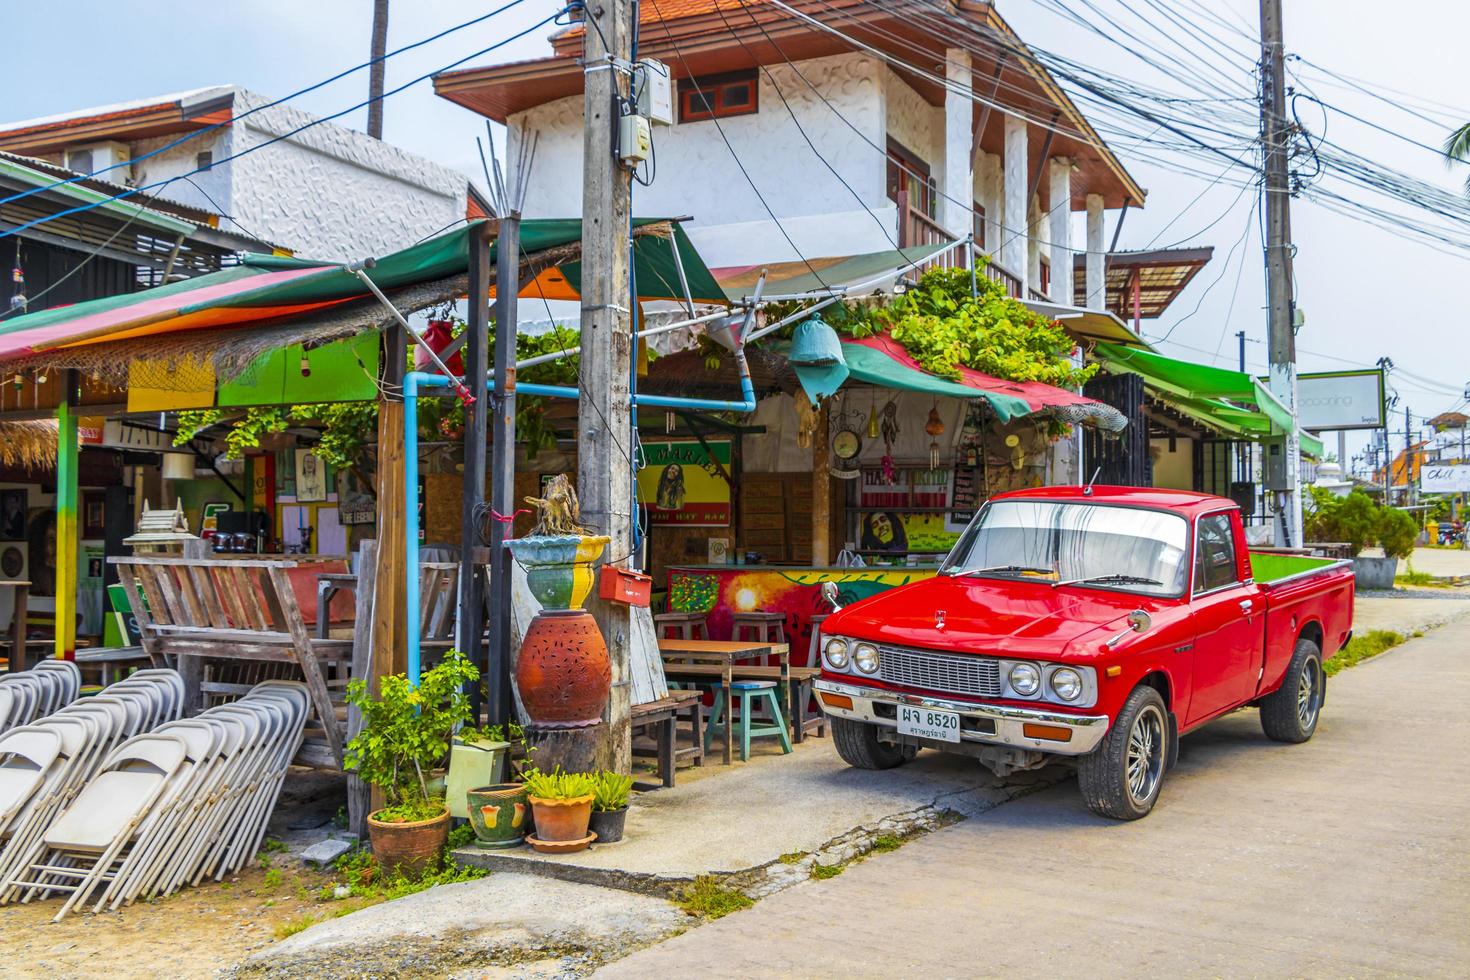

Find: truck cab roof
992;485;1239;518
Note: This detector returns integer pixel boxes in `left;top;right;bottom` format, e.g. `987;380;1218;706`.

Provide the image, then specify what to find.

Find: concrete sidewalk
596;622;1470;978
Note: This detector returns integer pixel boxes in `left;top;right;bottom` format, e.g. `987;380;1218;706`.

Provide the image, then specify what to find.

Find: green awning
1094;342;1324;457
709;242;957;302
0;154;197;236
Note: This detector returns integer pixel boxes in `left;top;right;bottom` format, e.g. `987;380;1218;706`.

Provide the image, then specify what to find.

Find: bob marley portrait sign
637;439;731;527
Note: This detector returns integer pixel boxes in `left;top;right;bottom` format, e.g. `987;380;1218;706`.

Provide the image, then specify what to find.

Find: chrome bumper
814;678;1110;756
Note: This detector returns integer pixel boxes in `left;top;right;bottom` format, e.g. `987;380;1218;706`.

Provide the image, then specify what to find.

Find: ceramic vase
466;783;531;849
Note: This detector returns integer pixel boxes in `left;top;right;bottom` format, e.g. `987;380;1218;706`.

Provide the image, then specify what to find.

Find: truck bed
1249;550;1356;693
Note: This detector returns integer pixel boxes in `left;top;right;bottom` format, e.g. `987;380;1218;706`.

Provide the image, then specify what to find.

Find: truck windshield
941;500;1189;597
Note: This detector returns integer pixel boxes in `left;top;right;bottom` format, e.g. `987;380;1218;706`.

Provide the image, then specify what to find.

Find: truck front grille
877;644;1002;699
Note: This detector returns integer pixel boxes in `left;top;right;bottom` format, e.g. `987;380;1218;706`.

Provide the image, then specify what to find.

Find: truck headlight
1009;662;1041;697
852;642;880;675
1050;667;1083;702
823;637;850;670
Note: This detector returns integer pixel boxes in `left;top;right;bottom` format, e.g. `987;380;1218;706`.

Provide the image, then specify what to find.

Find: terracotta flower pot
466;783;531;849
527;793;594;842
517;609;611;728
367;807;449;879
588;806;627;844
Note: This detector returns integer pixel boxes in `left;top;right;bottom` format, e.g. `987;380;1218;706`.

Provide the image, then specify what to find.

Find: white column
1002;113;1027;291
942;48;973;242
1085;192;1106;310
978;151;1002;254
1027;193;1042;291
1047;157;1073;306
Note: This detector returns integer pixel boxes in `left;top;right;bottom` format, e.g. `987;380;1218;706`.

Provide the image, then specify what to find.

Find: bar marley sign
637;439;731;527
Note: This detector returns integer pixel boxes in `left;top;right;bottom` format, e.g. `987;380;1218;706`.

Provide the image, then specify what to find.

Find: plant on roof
760;264;1095;389
344;649;478;822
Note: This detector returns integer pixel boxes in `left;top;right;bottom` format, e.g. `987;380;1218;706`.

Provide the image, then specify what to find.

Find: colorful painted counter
666;564;940;667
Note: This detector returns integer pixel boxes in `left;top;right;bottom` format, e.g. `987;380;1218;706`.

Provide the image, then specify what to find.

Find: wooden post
54;372;79;661
812;401;830;565
346;540;377;838
487;215;521;728
460;224;492;721
576;0;635;775
371;326;409;689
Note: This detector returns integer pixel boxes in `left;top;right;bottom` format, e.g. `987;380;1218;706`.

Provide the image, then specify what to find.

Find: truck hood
825;575;1161;659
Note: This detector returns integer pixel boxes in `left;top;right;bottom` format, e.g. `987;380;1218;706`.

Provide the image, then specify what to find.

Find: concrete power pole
578;0;634;774
367;0;389;139
1260;0;1302;545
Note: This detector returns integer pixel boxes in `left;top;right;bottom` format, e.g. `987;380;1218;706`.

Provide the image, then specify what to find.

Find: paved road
600;623;1470;979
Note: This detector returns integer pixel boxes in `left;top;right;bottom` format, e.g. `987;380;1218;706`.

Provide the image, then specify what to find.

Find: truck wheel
1259;639;1324;743
1078;685;1168;820
831;717;909;770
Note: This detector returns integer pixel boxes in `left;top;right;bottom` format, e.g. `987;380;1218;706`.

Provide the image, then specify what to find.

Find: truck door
1187;511;1263;725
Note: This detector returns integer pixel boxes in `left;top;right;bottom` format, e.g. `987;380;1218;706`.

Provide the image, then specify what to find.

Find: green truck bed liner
1249;551;1341;585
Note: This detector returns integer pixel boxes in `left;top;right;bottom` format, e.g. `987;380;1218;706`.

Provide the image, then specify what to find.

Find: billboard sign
1295;369;1385;431
1421;464;1470;494
637;439;732;526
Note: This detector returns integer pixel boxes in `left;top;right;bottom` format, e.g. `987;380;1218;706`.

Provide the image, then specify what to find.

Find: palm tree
367;0;390;140
1445;123;1470;192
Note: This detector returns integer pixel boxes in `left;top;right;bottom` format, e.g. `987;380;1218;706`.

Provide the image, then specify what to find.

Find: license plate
897;704;961;742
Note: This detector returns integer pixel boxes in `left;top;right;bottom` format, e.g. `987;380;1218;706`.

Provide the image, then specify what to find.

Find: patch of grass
1395;564;1445;587
258;837;288;855
777;850;806;865
810;863;843;880
317;844;488;908
868;834;903;854
1326;629;1405;676
262;867;283;890
274;913;320;940
678;875;753;919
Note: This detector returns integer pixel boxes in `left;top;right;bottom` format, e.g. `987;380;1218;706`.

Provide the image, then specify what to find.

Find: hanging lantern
867;397;880;439
925;403;945;470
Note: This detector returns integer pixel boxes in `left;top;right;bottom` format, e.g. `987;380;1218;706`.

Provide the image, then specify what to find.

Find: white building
0;85;470;262
434;0;1144;307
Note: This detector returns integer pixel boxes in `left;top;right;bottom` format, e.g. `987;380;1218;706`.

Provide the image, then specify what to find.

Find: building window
886;140;935;219
1039;257;1051;296
973;203;986;249
679;70;759;123
196;151;214;171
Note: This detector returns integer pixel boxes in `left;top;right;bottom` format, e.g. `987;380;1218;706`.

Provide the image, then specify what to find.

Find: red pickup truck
815;486;1355;819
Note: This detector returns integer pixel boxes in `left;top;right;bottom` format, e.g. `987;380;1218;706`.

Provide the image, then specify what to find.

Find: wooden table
0;580;29;671
658;638;790;765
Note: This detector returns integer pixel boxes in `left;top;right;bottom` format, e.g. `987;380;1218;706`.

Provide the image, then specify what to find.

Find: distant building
0;85;470;263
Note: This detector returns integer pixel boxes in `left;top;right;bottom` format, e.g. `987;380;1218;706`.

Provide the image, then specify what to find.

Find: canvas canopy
1093;342;1324;457
709;242;958;302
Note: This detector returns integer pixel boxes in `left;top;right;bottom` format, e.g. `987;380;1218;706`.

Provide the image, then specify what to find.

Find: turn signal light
819;692;854;710
1022;723;1073;742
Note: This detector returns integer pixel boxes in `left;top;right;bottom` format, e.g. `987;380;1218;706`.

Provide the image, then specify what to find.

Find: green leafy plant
1376;505;1420;560
592;771;634;812
1305;488;1421;559
522;767;596;801
678;875;753;919
344;650;478;821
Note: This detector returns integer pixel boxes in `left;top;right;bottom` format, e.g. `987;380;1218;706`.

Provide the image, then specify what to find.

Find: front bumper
815;678;1111;756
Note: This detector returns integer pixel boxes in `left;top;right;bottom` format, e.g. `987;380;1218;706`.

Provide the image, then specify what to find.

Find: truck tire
1078;685;1169;820
831;717;909;770
1259;638;1324;743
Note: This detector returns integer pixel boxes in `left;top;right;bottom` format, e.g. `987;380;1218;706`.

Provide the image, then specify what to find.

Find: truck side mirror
1127;610;1151;633
819;581;842;611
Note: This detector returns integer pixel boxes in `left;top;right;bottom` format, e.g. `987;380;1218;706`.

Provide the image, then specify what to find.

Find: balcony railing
896;196;1025;299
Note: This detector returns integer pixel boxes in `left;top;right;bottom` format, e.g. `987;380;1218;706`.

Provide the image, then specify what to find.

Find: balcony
896;196;1026;299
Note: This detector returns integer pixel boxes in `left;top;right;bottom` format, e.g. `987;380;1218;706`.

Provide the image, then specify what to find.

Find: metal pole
487;215;520;728
1261;0;1301;546
1405;403;1413;508
459;225;492;721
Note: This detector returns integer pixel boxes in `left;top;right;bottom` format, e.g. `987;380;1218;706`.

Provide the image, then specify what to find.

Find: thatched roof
0;419;58;469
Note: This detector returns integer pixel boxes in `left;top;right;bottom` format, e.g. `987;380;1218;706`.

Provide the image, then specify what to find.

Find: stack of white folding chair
1;679;308;920
0;668;182;902
0;661;82;734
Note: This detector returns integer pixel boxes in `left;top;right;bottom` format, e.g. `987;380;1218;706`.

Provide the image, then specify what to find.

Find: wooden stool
654;612;709;641
732;612;786;665
631;689;705;787
705;680;793;761
806;613;831;668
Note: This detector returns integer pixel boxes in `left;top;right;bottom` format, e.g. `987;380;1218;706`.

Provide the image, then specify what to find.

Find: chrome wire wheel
1297;656;1322;729
1125;704;1166;808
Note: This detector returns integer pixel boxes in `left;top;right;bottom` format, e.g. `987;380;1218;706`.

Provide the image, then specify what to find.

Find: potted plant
344;650;477;878
589;771;633;844
445;722;516;820
1306;489;1407;589
466;781;532;849
523;768;597;853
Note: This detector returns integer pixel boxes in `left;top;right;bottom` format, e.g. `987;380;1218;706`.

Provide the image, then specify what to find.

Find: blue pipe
401;356;756;684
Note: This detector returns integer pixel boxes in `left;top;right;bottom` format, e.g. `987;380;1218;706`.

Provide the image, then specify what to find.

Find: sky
0;0;1465;472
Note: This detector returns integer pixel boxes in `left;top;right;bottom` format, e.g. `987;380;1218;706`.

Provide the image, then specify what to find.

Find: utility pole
367;0;390;139
1260;0;1301;546
577;0;634;774
1237;329;1246;373
1405;404;1413;508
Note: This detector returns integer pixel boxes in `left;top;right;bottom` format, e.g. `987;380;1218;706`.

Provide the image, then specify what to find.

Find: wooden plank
169;566;209;627
346;540;378;838
149;564;190;626
372;400;408;689
213;566;251;630
257;567;290;632
268;565;344;765
230;566;268;631
187;565;230;628
108;556;303;569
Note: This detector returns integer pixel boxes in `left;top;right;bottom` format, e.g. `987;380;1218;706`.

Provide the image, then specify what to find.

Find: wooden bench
112;556;352;767
662;663;826;743
631;689;705;787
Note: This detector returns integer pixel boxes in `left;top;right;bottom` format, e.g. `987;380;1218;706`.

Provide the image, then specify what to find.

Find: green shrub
1305;488;1420;559
593;771;633;812
1376;506;1420;560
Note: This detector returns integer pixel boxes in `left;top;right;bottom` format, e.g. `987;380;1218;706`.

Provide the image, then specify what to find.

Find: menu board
949;464;979;529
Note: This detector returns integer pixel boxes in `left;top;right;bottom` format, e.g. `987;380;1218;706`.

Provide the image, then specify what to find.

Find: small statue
524;473;590;537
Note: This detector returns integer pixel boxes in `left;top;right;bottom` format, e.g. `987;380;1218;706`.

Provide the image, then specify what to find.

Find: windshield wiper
1052;573;1163;589
947;564;1055;579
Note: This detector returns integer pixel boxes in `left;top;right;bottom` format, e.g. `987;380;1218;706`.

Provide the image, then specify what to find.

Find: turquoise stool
704;680;793;761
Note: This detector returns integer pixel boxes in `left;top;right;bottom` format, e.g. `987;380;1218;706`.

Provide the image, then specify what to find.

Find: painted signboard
1421;464;1470;494
637;439;732;526
1296;369;1386;431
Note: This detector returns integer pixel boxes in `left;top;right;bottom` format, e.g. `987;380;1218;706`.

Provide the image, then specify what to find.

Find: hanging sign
1296;369;1386;431
637;439;732;526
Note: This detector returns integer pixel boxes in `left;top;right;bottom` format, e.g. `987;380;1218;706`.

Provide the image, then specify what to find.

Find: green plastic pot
466;783;531;849
446;740;510;819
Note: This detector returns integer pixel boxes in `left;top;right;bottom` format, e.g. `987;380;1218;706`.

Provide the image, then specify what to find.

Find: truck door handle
1240;599;1254;613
